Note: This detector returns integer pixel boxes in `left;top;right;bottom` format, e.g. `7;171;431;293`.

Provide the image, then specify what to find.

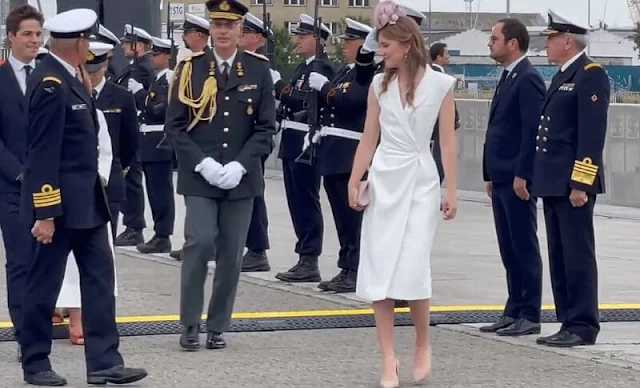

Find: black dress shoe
206;332;226;349
496;318;541;336
318;270;347;291
479;316;516;333
545;331;592;348
87;365;148;385
327;270;357;293
275;256;321;283
180;325;200;351
24;370;67;386
136;235;171;254
536;330;563;344
241;250;271;272
169;249;182;260
114;228;144;247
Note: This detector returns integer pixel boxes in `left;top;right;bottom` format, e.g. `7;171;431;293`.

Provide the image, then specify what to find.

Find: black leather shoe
206;332;226;349
275;256;321;283
479;316;516;333
114;228;144;247
496;318;541;336
545;331;592;348
24;370;67;386
241;250;271;272
169;249;182;260
318;270;347;291
327;270;357;293
87;365;148;385
536;330;564;344
136;235;171;254
180;325;200;351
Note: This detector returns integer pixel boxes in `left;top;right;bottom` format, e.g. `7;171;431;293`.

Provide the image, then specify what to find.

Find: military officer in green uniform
164;0;276;351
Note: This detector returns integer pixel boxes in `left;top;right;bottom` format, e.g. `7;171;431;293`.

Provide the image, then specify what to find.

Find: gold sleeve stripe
584;63;602;71
571;158;599;186
42;76;62;84
33;197;62;208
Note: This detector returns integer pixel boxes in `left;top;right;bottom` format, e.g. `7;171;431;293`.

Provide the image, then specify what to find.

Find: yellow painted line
2;303;640;329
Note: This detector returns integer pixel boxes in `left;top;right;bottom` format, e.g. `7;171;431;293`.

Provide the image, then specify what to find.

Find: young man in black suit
481;18;545;336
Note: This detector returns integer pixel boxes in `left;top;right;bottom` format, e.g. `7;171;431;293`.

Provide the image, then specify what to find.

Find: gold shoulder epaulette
245;50;269;61
584;63;602;71
181;51;205;63
42;76;62;84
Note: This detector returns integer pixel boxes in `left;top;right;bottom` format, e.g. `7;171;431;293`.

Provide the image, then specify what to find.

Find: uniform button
320;107;324;111
543;136;547;141
545;127;549;132
538;125;542;129
330;123;334;127
330;114;335;118
540;115;544;120
224;112;229;116
546;116;550;121
536;146;539;151
320;115;323;119
543;148;547;152
225;96;230;101
248;98;252;103
536;135;539;140
223;127;229;132
222;143;228;148
287;108;291;112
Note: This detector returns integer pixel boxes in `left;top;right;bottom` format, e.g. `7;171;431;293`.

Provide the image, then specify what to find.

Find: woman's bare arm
349;85;381;185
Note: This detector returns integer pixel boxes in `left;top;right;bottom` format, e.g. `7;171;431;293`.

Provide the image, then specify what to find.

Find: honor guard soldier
18;8;147;386
306;18;372;293
130;37;177;254
85;40;139;233
94;24;121;80
273;13;336;283
532;9;610;348
238;11;281;272
165;0;276;351
113;24;156;247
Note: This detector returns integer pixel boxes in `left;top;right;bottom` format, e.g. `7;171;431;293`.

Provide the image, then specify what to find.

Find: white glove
270;69;281;84
309;72;329;91
128;78;143;94
217;161;246;190
361;28;379;54
194;157;222;186
302;132;321;152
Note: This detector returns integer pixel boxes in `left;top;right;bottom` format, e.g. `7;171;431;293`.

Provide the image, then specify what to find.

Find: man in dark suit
113;24;156;247
429;42;460;184
85;38;139;236
130;37;176;254
0;4;42;361
165;0;276;351
306;18;372;293
480;18;545;337
18;8;147;386
272;13;336;284
532;10;610;348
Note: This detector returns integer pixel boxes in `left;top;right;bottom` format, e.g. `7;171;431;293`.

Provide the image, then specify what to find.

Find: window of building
349;0;370;7
323;22;339;35
284;0;306;5
285;21;299;33
251;0;273;5
321;0;338;6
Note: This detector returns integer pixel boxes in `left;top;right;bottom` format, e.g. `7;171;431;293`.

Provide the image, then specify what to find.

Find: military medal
237;62;244;77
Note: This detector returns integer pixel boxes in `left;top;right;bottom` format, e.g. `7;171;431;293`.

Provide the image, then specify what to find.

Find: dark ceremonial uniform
165;0;276;349
113;51;155;246
273;50;336;282
133;67;176;253
532;53;609;346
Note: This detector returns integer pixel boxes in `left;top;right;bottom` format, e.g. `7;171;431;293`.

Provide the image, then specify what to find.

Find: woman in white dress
54;82;117;345
347;2;458;386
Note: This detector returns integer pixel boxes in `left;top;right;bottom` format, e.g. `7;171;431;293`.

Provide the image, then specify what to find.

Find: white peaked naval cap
44;8;97;39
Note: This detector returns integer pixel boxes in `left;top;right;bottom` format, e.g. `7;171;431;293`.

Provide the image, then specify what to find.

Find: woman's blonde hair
377;16;428;106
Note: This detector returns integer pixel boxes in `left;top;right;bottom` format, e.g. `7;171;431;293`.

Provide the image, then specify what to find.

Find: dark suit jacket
0;62;28;195
96;80;139;203
482;58;546;184
430;64;459;182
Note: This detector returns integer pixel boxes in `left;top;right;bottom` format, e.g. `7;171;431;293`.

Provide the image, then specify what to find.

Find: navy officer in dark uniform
273;13;336;283
19;8;147;386
94;24;121;80
165;0;276;351
532;9;610;348
130;36;176;254
306;18;372;293
85;37;139;234
113;24;155;247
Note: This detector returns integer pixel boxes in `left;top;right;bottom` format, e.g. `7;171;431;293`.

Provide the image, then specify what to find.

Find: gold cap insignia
86;51;95;61
220;1;230;11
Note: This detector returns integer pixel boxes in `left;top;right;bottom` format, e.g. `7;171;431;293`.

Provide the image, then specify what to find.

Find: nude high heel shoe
380;359;400;388
412;348;432;385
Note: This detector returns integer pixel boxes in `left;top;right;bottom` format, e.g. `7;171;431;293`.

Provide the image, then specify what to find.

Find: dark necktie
92;89;98;100
24;65;32;77
496;70;509;94
222;62;230;84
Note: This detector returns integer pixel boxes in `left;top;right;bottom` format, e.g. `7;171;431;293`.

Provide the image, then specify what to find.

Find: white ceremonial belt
280;119;309;132
320;126;362;140
139;124;165;133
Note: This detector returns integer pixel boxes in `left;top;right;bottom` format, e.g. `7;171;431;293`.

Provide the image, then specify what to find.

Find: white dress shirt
8;53;36;95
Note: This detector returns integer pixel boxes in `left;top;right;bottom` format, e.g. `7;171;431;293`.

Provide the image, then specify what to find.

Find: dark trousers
108;201;121;239
542;195;600;343
431;140;445;184
246;155;269;251
141;160;175;236
180;196;254;333
0;193;36;344
20;224;123;374
282;159;323;257
491;183;543;322
123;160;146;230
323;174;362;271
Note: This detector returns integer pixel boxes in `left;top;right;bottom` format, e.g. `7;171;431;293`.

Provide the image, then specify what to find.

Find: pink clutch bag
357;181;370;206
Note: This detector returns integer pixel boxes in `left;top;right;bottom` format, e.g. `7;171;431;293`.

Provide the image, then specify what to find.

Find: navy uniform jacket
354;50;383;87
316;64;367;175
135;70;174;162
482;58;546;184
20;55;110;229
165;49;276;199
273;56;336;160
113;53;155;111
0;62;29;194
96;80;139;203
531;53;610;197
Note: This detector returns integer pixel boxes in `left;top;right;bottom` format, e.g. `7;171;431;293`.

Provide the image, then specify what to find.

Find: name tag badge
104;108;122;114
559;83;575;92
238;84;258;92
71;103;88;111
